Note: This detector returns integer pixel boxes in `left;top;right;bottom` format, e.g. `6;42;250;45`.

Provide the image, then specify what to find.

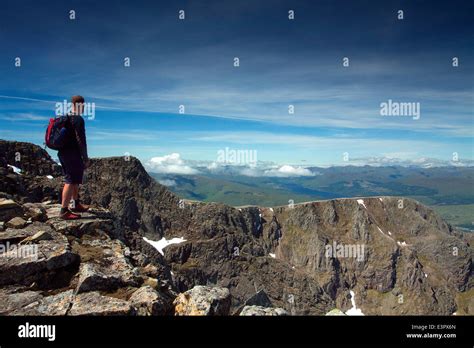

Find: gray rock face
240;305;288;316
173;286;231;316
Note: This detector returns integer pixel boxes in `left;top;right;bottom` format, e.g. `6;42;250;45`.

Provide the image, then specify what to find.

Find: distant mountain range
149;165;474;231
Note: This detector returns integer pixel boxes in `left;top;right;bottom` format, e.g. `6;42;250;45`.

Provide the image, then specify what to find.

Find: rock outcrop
173;286;232;316
240;305;288;316
0;140;472;315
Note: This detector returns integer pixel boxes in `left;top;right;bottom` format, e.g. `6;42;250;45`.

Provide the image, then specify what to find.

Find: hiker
58;95;90;220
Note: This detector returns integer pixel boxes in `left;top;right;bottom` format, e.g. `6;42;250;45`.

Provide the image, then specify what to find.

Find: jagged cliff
0;140;472;315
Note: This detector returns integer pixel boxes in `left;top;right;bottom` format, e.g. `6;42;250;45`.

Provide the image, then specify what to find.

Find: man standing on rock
58;95;90;220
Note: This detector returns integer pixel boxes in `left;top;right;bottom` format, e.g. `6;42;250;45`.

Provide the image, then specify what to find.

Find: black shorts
58;150;84;184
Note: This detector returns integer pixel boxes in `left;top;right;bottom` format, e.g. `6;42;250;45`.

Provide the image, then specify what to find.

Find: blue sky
0;0;473;168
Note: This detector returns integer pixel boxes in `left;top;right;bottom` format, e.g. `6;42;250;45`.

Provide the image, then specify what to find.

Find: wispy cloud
0;113;49;121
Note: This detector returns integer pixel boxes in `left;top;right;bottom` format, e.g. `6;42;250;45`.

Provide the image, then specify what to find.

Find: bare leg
72;184;79;200
70;184;89;212
61;184;75;209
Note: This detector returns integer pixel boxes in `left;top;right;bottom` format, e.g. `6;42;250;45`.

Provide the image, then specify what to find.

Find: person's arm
73;116;89;164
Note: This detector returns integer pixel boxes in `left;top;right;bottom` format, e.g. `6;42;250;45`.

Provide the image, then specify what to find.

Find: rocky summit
0;139;472;316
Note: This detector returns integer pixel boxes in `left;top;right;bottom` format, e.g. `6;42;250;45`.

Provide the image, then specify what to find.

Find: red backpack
45;115;70;150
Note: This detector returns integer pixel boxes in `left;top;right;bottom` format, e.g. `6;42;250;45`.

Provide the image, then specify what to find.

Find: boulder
173;286;231;316
13;290;75;315
76;261;139;293
0;198;18;210
47;214;114;238
240;305;288;316
0;228;36;245
0;287;43;315
0;198;22;222
325;308;347;316
74;238;141;293
6;217;27;229
69;291;134;316
0;231;79;286
243;289;273;308
22;203;48;222
129;285;172;315
20;230;54;244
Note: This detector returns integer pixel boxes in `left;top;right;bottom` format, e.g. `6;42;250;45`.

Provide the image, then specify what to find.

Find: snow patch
143;236;186;256
46;175;53;179
397;241;407;247
269;253;276;258
7;165;22;174
356;199;367;209
376;226;395;241
388;231;392;236
345;290;364;316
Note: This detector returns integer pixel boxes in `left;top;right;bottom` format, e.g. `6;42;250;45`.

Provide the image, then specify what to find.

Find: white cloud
144;151;473;179
145;153;199;174
144;153;317;177
263;165;315;177
204;161;316;177
158;179;177;187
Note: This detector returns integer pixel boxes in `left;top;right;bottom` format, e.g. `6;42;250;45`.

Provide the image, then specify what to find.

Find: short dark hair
71;95;85;104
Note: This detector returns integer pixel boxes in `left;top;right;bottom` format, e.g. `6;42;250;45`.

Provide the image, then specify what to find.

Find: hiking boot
60;209;81;220
71;203;89;213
